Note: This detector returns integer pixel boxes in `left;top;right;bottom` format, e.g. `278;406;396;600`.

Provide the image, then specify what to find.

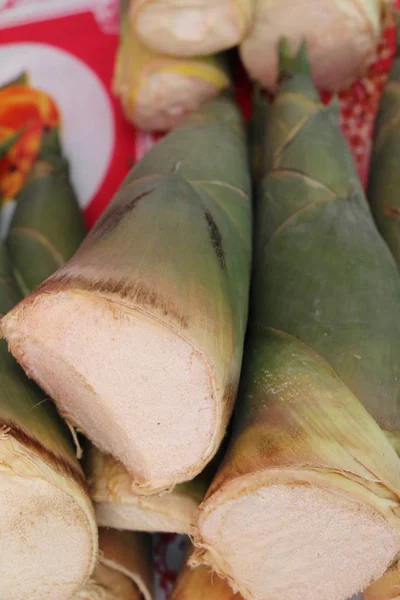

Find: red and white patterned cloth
0;1;398;597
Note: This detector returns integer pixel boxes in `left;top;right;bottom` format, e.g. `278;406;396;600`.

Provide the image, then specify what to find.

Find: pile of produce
114;0;386;131
2;1;400;599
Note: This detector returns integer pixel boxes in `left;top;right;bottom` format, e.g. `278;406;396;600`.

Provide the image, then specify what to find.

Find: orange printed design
0;83;61;201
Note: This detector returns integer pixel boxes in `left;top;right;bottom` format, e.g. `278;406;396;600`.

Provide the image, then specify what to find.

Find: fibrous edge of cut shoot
114;2;229;131
86;445;206;533
0;431;97;600
2;292;217;494
191;329;400;600
1;95;251;495
131;0;254;57
74;528;153;600
240;0;383;91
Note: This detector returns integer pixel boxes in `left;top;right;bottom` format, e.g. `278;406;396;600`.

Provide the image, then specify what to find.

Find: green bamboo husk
192;44;400;600
6;127;86;295
368;14;400;266
114;0;230;132
2;94;252;496
74;528;153;600
0;239;97;600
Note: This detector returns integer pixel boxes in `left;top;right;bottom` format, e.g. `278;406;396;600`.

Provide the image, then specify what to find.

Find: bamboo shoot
1;95;252;495
86;445;207;533
114;0;230;131
192;45;400;600
0;241;97;600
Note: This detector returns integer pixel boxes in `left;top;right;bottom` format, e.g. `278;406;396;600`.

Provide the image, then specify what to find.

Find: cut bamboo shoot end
86;446;204;533
193;472;400;600
0;434;97;600
2;291;218;494
114;8;230;131
131;0;253;56
74;528;153;600
363;561;400;599
171;560;242;600
240;0;383;91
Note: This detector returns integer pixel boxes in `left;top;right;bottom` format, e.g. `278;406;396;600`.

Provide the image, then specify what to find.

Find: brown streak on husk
203;208;226;271
94;188;156;238
0;417;89;493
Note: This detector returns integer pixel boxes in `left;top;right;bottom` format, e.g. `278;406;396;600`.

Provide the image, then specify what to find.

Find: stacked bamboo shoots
0;225;96;600
114;0;230;131
1;95;252;496
191;45;400;600
362;560;400;599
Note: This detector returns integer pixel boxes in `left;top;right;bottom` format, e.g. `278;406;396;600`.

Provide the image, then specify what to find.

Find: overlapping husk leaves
1;94;252;495
192;45;400;600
